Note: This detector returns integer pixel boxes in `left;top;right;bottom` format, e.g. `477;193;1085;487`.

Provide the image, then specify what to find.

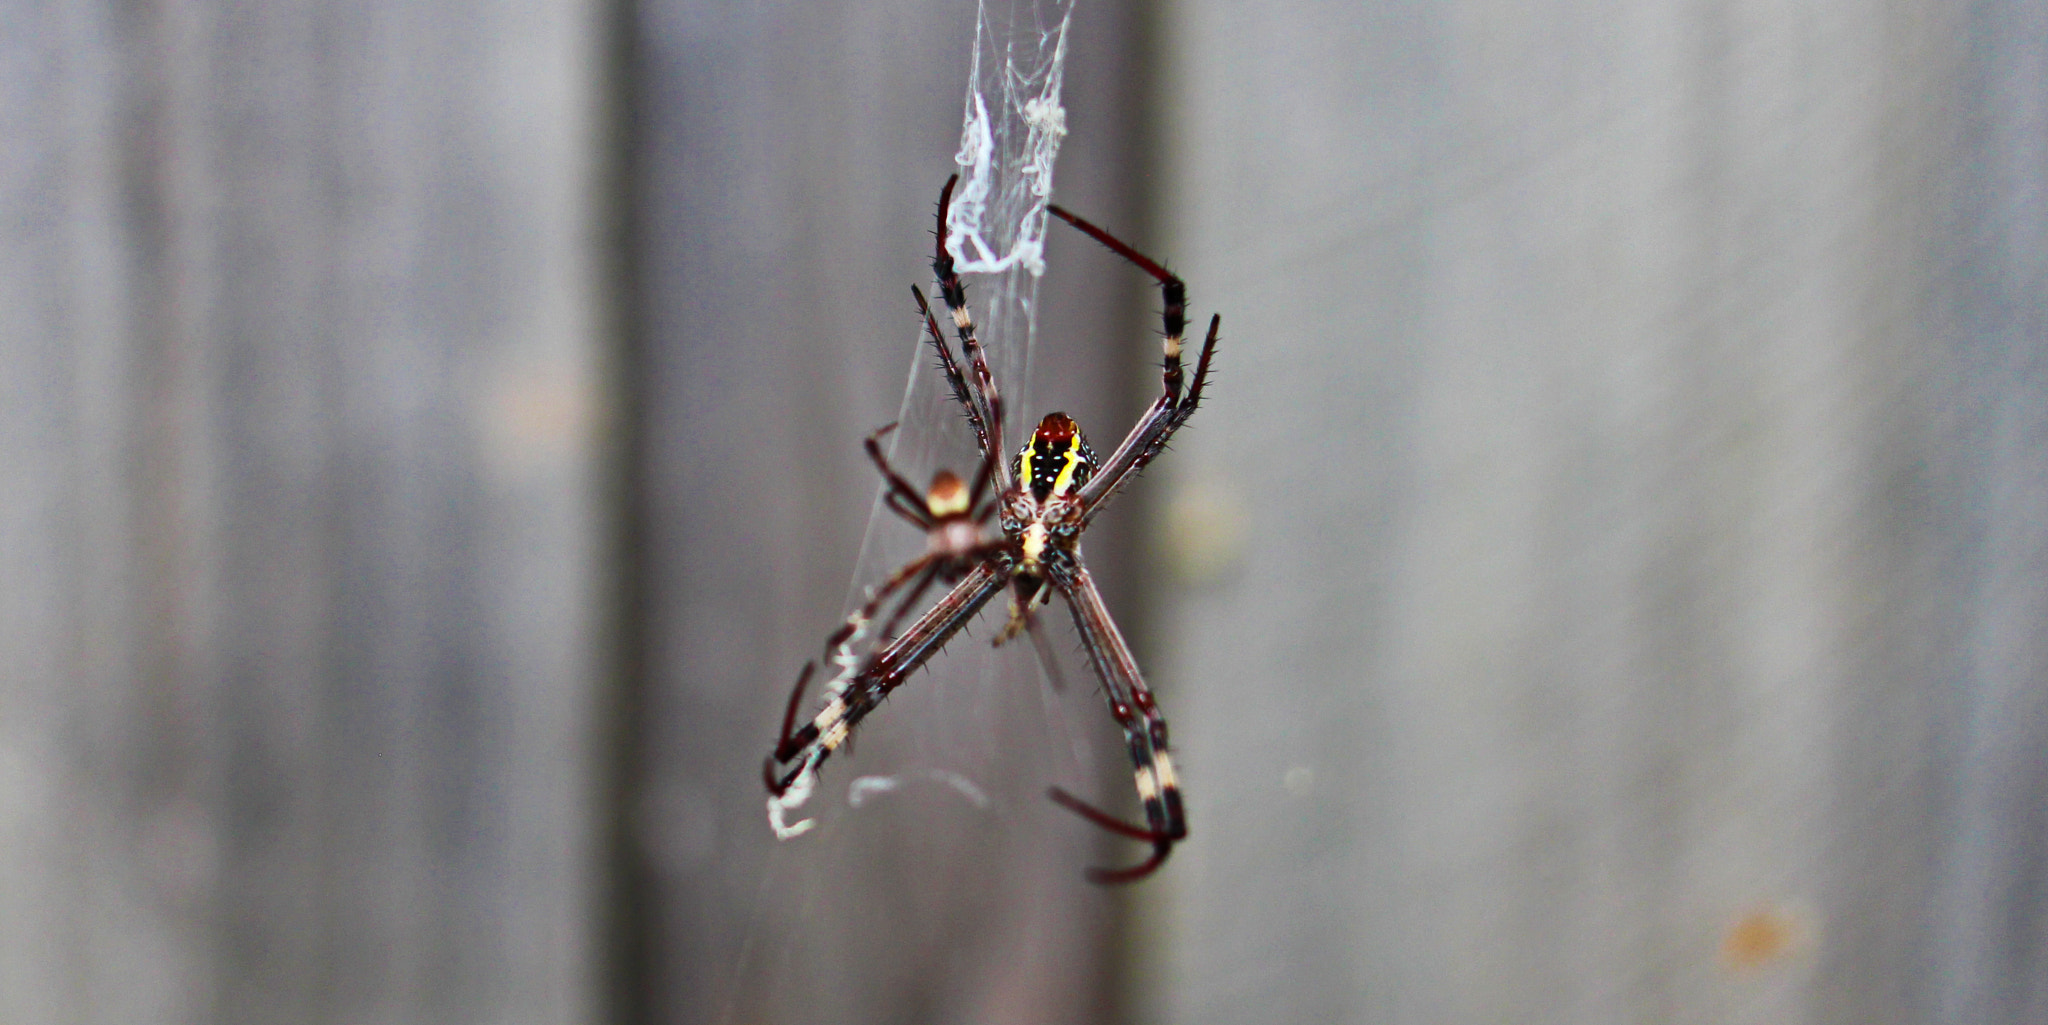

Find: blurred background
4;0;2045;1023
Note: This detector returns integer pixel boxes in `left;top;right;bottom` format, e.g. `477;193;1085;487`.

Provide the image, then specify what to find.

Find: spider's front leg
1044;203;1221;522
924;174;1008;485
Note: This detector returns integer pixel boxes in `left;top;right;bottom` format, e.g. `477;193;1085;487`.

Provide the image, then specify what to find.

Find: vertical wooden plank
0;1;604;1022
1933;1;2048;1023
1147;0;1967;1022
619;0;1151;1021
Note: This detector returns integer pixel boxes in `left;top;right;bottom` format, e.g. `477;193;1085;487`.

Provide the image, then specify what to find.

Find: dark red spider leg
765;661;819;794
932;175;1007;482
816;553;939;659
770;564;1009;793
1046;563;1186;884
1046;203;1188;404
778;551;944;772
966;431;997;511
1075;313;1221;527
1043;200;1221;523
884;490;930;530
1047;786;1174;885
863;423;934;525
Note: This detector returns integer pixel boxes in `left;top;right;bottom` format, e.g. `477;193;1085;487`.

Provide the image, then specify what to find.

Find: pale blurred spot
926;769;991;809
1283;764;1315;797
847;770;990;810
1722;902;1810;970
847;775;903;808
1163;474;1248;584
481;363;596;478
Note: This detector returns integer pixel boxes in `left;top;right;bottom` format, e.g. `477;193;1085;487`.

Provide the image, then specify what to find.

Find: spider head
1016;412;1096;504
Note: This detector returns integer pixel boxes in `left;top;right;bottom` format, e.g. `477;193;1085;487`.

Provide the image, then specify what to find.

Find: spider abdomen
1016;411;1097;503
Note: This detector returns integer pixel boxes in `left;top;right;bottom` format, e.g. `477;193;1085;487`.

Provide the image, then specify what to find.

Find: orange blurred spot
1722;905;1798;969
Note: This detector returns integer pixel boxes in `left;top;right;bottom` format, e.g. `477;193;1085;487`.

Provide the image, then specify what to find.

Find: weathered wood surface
1146;1;2043;1024
8;0;2047;1023
0;2;604;1023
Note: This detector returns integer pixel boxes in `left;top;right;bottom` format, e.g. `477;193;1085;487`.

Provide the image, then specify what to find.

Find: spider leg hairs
764;175;1222;884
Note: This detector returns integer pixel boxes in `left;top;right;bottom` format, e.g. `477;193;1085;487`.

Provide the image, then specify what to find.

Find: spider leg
992;574;1054;647
876;558;942;645
812;553;941;678
1073;313;1220;525
1048;786;1174;885
965;429;997;511
1047;563;1187;883
912;284;994;466
1043;203;1221;522
931;175;1007;484
1046;203;1190;403
765;661;818;795
863;423;935;529
765;563;1009;803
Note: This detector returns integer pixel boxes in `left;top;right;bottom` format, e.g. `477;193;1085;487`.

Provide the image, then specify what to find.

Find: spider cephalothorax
765;175;1218;883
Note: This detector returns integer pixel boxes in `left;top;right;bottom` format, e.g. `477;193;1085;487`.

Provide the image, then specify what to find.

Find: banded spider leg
764;175;1220;882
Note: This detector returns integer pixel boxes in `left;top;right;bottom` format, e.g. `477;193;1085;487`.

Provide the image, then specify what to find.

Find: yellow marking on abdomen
1051;442;1086;496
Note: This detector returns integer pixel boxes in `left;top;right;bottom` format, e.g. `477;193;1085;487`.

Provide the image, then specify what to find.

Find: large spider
765;175;1220;883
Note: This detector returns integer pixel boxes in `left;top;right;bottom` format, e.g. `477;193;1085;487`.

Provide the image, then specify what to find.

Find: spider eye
1017;412;1095;502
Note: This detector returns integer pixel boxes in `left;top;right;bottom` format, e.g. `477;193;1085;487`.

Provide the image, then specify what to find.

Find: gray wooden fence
2;1;605;1022
4;0;2044;1023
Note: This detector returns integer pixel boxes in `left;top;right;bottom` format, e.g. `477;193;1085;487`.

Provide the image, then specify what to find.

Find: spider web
820;0;1085;823
852;0;1073;548
721;7;1131;1022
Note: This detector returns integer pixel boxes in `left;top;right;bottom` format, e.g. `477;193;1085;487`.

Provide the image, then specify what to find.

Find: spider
765;175;1220;883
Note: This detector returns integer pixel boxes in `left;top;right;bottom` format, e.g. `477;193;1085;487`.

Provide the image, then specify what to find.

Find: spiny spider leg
931;174;1008;486
911;285;997;474
778;549;954;770
1044;204;1221;522
1122;313;1221;478
767;563;1010;795
1046;563;1187;882
1045;203;1190;403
